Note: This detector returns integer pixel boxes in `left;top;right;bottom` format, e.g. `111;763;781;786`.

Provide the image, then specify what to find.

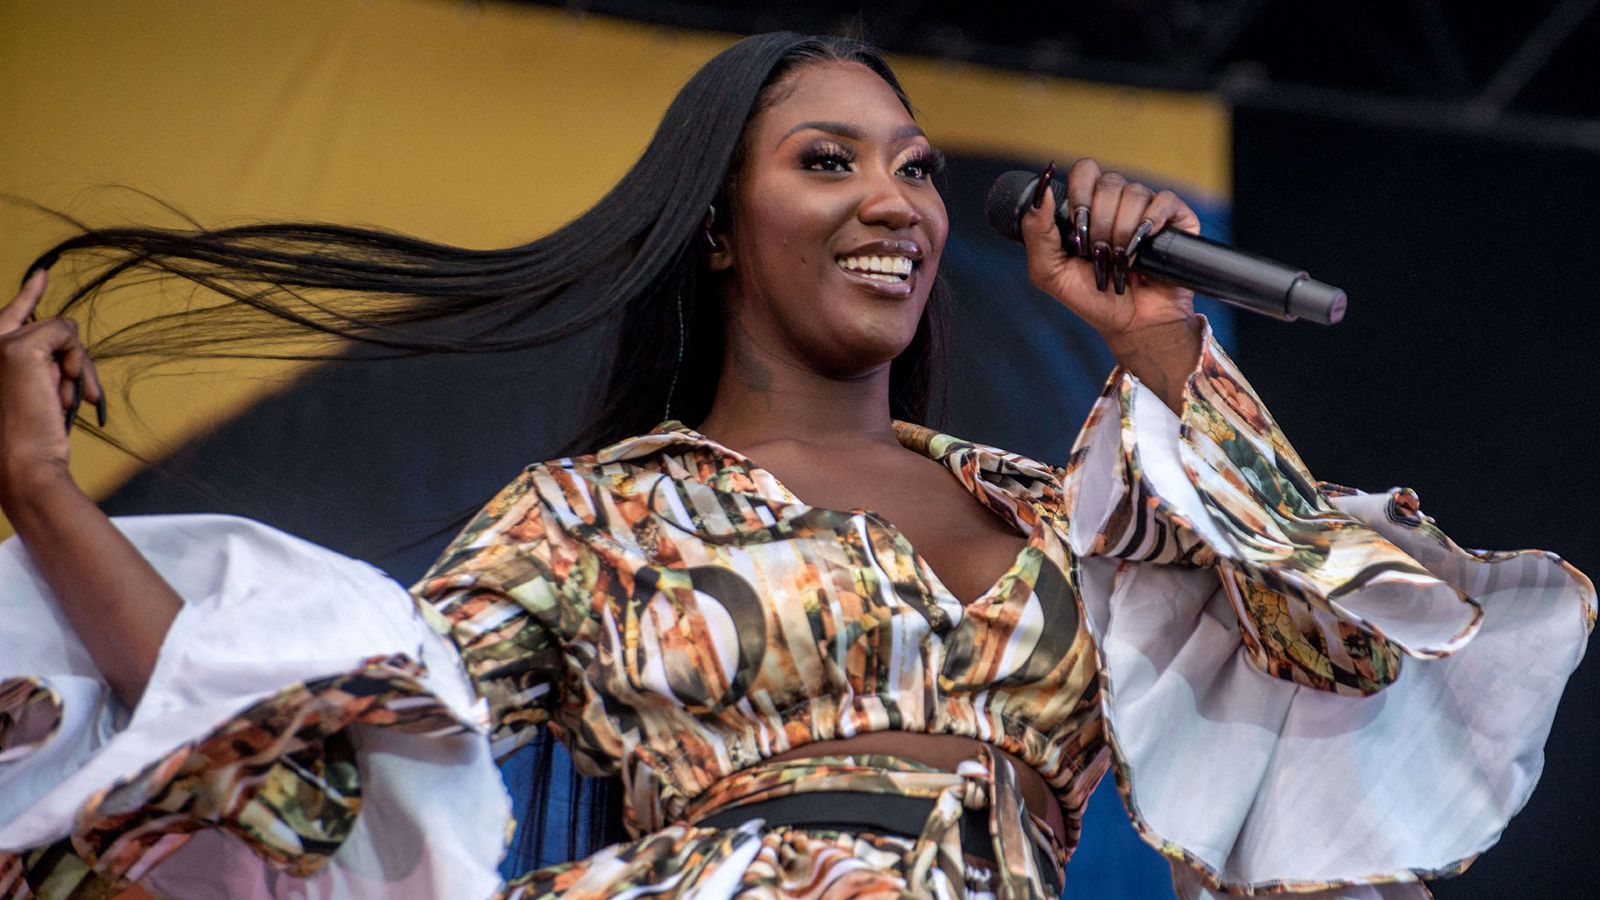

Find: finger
9;316;82;356
1019;180;1075;288
59;371;78;410
65;376;83;434
82;357;108;427
1063;158;1101;258
1089;172;1127;292
1111;183;1155;294
0;269;48;333
1111;183;1156;250
10;318;85;397
1126;191;1203;292
1143;188;1202;237
53;331;91;431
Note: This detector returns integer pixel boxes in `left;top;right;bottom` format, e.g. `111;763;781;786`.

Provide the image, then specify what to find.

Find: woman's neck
695;327;898;452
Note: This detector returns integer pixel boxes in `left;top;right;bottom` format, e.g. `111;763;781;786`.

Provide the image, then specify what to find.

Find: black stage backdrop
1232;103;1599;899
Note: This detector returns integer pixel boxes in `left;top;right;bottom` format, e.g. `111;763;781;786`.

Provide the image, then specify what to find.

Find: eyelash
798;142;946;180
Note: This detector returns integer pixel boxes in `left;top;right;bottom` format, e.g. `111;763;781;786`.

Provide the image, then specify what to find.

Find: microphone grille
984;170;1039;242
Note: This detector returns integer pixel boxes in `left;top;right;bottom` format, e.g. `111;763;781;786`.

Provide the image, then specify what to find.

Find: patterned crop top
409;327;1442;852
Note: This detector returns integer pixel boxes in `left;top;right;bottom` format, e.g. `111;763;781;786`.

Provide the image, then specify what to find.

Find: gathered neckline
618;419;1051;612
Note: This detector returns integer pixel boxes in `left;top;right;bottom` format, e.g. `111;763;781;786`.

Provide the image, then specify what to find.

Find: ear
706;234;734;272
704;204;734;272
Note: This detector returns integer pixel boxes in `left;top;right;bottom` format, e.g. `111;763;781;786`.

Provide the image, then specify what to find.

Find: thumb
1018;182;1075;286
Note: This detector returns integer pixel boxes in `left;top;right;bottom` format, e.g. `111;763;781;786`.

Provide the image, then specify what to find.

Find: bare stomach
766;732;1069;851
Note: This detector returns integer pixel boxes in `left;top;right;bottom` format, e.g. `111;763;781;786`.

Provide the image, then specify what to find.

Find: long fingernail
1029;161;1056;210
96;395;108;428
1125;219;1154;263
1092;242;1110;291
65;378;83;435
1112;248;1128;294
1073;206;1090;258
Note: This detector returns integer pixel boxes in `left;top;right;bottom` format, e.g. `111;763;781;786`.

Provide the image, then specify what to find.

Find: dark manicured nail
1125;219;1154;263
1073;206;1090;257
1092;242;1110;291
19;252;59;290
96;394;108;428
1112;248;1129;294
64;377;83;435
1029;161;1056;210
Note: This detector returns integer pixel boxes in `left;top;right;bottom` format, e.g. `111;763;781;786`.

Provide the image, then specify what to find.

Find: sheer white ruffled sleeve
1063;319;1594;896
0;514;510;898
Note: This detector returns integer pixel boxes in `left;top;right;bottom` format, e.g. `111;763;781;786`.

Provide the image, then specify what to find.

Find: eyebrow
779;120;927;145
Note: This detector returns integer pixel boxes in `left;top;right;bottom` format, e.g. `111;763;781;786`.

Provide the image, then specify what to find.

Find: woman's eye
899;150;945;181
801;150;853;173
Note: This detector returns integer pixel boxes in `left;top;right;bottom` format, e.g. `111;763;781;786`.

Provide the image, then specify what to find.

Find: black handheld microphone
984;170;1347;325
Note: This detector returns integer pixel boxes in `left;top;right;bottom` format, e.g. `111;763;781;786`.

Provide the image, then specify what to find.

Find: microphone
984;170;1347;325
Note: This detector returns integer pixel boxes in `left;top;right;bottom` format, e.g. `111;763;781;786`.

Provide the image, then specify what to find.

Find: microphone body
984;171;1347;325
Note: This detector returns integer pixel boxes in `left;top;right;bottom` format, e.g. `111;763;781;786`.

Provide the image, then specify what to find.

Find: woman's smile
833;238;924;297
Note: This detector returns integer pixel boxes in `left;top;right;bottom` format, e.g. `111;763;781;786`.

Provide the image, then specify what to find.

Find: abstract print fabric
0;318;1591;899
503;750;1058;900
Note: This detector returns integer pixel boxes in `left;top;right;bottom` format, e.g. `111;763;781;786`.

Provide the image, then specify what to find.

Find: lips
834;239;923;294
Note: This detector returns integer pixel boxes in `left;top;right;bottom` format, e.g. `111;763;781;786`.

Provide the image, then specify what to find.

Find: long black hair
19;32;950;871
23;32;949;457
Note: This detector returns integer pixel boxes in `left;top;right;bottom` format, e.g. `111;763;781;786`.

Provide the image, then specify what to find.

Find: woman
0;32;1591;900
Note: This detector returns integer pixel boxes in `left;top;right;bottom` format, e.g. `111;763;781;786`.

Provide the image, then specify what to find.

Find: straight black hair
23;32;950;457
18;31;950;872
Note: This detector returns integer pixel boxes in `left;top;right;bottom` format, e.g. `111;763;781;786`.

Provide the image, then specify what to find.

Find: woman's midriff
765;731;1070;851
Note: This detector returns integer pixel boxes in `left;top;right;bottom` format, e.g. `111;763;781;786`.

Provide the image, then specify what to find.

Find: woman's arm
0;269;182;707
1101;317;1203;413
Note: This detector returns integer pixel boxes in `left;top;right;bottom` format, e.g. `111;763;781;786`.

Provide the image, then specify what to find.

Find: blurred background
2;1;1596;897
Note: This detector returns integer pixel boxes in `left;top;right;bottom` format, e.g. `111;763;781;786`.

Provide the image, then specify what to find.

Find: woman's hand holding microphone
1017;157;1205;414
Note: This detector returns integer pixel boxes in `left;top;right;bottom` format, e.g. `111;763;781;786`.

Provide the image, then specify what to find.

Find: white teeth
836;254;914;279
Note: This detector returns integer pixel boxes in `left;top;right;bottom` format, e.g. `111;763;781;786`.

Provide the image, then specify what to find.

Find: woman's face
714;61;948;380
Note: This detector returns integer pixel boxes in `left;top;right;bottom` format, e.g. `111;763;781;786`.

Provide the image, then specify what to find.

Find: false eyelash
797;141;947;179
904;148;948;177
798;142;856;171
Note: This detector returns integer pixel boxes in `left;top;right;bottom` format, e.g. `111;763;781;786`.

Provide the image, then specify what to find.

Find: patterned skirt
502;749;1066;900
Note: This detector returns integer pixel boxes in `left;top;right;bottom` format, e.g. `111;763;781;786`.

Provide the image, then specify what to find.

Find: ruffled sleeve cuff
1063;318;1596;892
1068;315;1516;695
0;515;510;898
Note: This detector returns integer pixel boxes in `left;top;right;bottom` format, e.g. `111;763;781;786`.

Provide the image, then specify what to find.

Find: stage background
2;2;1593;898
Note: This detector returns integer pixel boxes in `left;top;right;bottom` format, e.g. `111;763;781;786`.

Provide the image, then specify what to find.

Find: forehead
753;61;916;146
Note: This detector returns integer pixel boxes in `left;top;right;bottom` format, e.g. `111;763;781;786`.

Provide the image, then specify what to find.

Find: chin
812;329;918;378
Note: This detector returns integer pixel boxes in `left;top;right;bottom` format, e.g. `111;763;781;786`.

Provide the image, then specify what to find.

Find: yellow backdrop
0;0;1226;532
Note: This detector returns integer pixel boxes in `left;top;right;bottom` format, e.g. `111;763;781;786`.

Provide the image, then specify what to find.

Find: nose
856;175;921;230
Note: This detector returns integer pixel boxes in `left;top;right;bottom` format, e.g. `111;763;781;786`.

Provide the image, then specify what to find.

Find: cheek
925;197;951;254
742;197;832;283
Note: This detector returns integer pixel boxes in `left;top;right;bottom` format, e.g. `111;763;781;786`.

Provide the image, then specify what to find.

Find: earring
702;204;722;253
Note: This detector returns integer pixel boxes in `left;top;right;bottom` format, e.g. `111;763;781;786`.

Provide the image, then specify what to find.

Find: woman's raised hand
1018;158;1204;411
0;269;105;496
0;267;178;709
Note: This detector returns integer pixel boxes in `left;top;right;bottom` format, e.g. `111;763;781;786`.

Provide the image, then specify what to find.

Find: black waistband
697;790;1062;896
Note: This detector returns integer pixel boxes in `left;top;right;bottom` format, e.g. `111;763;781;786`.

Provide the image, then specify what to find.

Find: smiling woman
702;63;948;389
0;30;1593;900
